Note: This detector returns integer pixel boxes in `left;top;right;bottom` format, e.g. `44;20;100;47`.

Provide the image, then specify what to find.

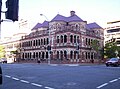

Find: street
0;63;120;89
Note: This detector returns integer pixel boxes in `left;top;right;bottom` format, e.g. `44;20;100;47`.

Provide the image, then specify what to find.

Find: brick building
20;11;104;64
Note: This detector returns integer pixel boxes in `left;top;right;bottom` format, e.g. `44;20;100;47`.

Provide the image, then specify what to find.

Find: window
70;51;73;59
61;35;63;43
64;35;67;43
57;36;59;43
74;35;76;43
70;35;73;43
64;51;67;59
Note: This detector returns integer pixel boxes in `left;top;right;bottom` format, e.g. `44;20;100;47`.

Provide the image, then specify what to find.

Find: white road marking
4;75;55;89
68;64;79;66
5;75;11;78
12;77;19;81
45;86;55;89
20;80;29;83
31;83;42;87
109;79;118;83
118;77;120;79
96;83;108;89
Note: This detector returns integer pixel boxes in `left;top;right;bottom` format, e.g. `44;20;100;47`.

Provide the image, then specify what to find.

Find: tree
104;42;120;58
0;45;5;58
91;39;104;61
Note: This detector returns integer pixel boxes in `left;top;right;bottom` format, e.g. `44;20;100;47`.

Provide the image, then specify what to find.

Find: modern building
20;11;104;64
0;19;29;63
104;20;120;46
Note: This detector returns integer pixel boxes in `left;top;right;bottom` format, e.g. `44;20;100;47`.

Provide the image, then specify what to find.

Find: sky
1;0;120;39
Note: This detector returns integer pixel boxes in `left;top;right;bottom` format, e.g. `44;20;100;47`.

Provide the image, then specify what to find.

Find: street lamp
40;14;51;64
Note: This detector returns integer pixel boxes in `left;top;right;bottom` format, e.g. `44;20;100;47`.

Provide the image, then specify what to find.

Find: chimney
70;11;75;16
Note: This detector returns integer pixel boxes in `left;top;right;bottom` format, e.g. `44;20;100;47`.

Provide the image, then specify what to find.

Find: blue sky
1;0;120;38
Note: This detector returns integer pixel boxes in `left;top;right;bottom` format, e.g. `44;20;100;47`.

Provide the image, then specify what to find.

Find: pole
0;0;2;39
40;14;51;64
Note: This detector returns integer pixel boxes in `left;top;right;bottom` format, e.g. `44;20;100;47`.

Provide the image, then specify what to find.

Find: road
0;63;120;89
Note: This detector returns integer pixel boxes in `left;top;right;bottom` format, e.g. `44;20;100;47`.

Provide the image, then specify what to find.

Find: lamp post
40;14;51;64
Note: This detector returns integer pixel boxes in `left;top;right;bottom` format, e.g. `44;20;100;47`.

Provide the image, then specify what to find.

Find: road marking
118;77;120;79
96;83;108;89
50;64;58;66
109;79;118;83
20;80;29;83
12;77;19;81
45;86;55;89
68;64;79;66
31;83;42;87
5;75;11;78
4;75;56;89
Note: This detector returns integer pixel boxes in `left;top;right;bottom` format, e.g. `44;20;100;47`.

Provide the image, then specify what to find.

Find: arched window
57;36;59;43
74;35;76;43
88;39;91;45
36;52;38;58
75;24;79;30
57;51;59;59
61;35;63;43
39;52;41;59
74;51;76;59
60;51;63;60
33;40;35;46
47;38;49;44
44;38;46;45
77;36;79;43
46;52;48;59
42;52;44;59
70;35;73;43
64;50;67;59
86;52;88;59
38;39;40;46
70;51;73;59
33;52;35;58
64;35;67;43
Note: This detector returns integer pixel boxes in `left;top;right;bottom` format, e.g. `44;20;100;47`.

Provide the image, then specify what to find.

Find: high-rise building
104;20;120;46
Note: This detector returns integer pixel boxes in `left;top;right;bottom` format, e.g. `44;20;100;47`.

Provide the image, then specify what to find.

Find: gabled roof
67;15;83;22
32;23;42;30
86;22;102;29
32;21;49;30
51;14;83;22
41;21;49;27
51;14;67;22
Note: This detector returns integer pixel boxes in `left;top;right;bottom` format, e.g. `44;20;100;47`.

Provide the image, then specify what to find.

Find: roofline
107;20;120;24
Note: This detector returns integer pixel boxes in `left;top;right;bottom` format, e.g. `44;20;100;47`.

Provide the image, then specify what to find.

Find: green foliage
91;40;100;52
91;39;104;59
104;42;120;58
0;45;5;58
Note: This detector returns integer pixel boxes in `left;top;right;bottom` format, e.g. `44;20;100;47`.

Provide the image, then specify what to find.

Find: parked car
0;66;2;84
1;58;7;63
105;58;120;67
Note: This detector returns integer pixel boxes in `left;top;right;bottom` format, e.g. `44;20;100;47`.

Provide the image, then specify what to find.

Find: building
104;20;120;46
0;19;29;63
20;11;104;64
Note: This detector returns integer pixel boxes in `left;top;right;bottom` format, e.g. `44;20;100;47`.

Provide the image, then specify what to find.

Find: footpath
15;61;105;66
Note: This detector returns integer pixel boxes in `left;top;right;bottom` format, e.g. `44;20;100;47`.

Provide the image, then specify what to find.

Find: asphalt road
0;63;120;89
